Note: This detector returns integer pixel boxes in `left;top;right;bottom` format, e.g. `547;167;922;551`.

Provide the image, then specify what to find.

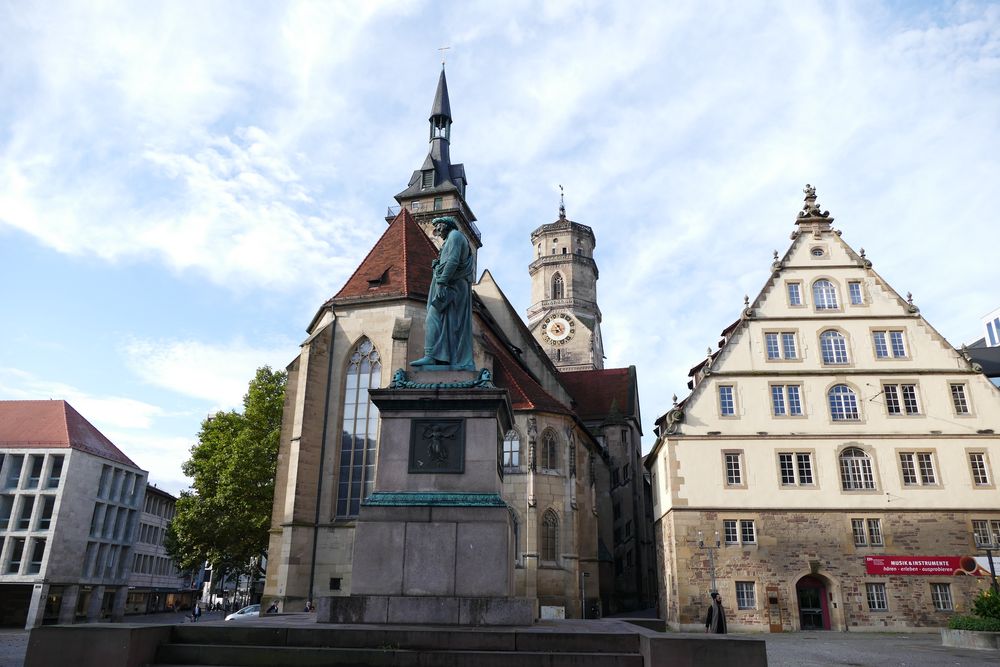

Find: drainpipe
308;311;337;603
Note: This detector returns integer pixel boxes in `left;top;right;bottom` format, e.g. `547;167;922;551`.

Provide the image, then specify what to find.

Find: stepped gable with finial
0;400;138;467
329;208;439;304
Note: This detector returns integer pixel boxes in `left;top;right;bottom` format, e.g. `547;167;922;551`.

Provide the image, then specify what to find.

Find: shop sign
865;555;998;576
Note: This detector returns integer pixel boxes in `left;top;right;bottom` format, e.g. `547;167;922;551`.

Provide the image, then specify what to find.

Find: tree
166;366;286;584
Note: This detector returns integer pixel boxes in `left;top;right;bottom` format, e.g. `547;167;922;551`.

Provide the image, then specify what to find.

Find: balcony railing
385;203;482;242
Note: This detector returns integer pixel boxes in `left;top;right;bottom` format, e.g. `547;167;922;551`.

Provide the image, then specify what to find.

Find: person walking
192;603;202;622
705;591;727;634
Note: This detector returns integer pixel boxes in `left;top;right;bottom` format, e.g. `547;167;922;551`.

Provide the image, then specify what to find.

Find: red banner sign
865;555;996;576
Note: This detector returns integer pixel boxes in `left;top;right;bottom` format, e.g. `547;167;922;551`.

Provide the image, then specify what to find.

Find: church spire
429;66;452;139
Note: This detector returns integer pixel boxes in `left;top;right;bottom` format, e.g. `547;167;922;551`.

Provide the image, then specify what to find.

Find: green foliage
972;588;1000;621
166;367;286;577
948;614;1000;632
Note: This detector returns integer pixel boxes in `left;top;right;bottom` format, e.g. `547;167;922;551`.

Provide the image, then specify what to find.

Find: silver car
224;604;260;621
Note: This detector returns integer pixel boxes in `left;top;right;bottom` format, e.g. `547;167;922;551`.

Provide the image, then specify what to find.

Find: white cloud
123;337;296;410
0;368;164;430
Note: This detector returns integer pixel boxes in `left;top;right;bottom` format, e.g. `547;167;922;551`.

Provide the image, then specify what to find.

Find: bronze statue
411;216;476;371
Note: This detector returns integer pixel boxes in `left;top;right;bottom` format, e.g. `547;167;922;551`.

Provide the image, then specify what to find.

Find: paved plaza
2;615;997;667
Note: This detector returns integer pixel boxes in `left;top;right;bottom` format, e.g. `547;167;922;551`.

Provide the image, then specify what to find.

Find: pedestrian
267;600;279;614
705;591;727;634
304;600;313;612
192;603;202;622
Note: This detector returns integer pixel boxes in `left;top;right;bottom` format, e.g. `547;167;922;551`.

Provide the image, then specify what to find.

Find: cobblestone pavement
2;619;998;667
762;631;996;667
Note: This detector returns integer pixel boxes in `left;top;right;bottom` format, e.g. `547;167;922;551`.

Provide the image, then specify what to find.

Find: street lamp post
698;530;721;593
580;571;591;619
974;532;1000;594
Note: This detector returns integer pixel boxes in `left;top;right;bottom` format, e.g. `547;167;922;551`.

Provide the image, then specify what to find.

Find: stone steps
156;644;643;666
153;625;645;667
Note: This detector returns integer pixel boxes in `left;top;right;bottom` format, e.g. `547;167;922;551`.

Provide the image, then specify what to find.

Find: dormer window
421;170;433;189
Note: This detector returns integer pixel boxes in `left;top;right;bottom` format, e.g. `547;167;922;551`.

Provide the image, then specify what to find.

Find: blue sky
2;1;998;494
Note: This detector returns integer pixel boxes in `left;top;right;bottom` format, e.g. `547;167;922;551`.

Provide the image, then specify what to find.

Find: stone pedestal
319;376;534;626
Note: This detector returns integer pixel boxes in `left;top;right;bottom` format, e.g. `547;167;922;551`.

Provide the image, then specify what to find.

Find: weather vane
438;45;451;67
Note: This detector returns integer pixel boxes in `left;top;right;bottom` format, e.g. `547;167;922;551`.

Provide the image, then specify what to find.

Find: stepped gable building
646;186;1000;632
0;400;147;628
264;67;652;617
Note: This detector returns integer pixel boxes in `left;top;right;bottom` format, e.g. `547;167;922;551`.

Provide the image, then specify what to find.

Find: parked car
225;604;260;621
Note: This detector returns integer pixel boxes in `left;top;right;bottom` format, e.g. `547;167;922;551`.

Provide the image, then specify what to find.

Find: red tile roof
331;208;439;303
483;332;572;415
0;400;139;468
559;367;636;422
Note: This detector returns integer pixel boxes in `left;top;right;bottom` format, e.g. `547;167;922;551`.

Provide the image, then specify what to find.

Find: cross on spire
559;185;566;220
437;45;451;68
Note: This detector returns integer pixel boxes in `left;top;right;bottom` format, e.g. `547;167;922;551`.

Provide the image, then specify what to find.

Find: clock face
542;314;575;344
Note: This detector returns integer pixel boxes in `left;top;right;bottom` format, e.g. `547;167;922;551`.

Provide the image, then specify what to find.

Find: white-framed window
828;385;860;421
718;385;736;417
973;519;1000;547
866;583;888;611
931;583;953;611
735;581;757;610
787;282;803;306
764;332;798;360
772;385;803;416
950;383;970;415
820;330;849;365
884;384;920;415
723;519;738;545
812;279;839;310
872;330;907;359
779;452;813;485
969;452;991;486
852;518;884;546
848;280;864;305
502;430;521;470
840;448;876;490
740;519;756;544
899;452;936;486
724;451;743;486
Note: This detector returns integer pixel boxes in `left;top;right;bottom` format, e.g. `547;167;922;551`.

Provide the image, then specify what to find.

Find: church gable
330;208;438;304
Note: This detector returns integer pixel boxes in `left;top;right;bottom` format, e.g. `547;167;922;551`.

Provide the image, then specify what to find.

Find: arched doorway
795;575;831;630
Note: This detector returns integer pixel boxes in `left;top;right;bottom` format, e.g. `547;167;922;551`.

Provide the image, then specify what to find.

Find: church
263;67;655;618
646;187;1000;631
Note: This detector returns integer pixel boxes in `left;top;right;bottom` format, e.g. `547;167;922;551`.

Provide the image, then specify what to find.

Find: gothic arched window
541;509;559;561
820;330;849;365
840;447;876;490
812;279;839;310
335;337;381;517
542;429;558;472
552;273;564;300
828;384;860;421
502;429;521;470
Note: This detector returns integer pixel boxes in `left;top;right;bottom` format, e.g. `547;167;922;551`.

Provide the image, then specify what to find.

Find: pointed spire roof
0;400;140;468
331;208;439;303
430;67;452;121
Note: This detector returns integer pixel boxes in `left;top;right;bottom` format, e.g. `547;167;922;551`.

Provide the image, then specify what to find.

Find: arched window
502;429;521;470
336;338;381;517
813;279;839;310
828;384;860;421
840;447;876;490
552;273;564;300
542;429;558;472
541;509;559;561
820;330;849;365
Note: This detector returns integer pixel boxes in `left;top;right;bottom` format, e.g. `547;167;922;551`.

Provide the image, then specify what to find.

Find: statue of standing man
411;216;477;371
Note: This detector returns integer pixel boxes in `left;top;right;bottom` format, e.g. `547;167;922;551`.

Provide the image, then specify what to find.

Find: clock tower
527;194;604;371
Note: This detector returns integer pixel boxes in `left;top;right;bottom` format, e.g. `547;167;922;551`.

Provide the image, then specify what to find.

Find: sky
1;1;998;494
